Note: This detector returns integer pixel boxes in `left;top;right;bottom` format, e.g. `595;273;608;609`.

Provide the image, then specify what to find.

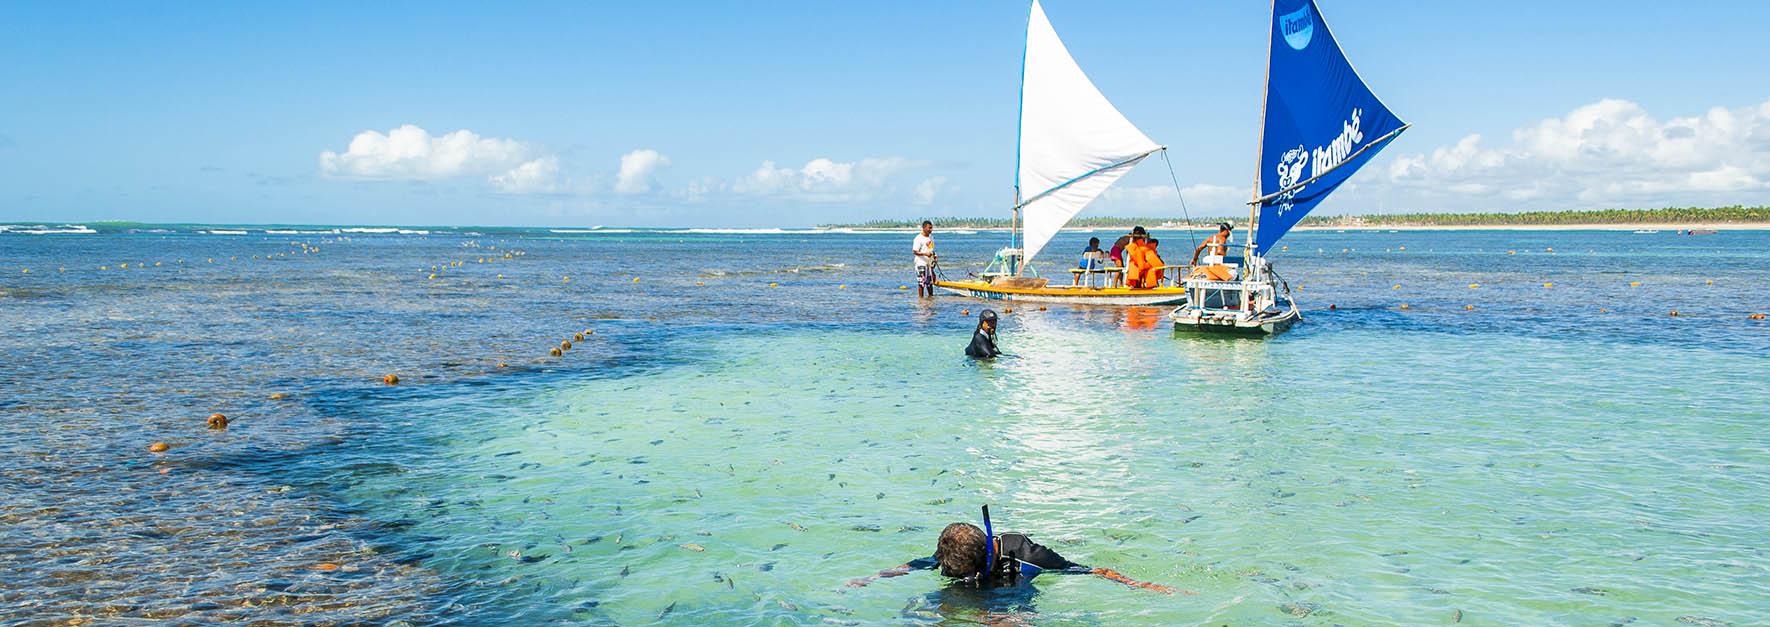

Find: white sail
1016;0;1161;266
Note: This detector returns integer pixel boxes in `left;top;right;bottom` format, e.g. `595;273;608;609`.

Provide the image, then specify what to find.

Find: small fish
758;562;774;572
681;543;705;552
1452;609;1463;623
658;602;675;620
787;522;806;532
614;534;622;544
777;599;797;611
620;565;631;577
1571;586;1608;596
770;543;788;551
850;525;881;533
875;492;885;500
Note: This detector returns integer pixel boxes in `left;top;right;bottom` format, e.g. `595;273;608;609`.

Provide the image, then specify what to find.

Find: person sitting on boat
846;508;1175;593
1108;226;1147;268
1072;237;1107;286
1191;222;1233;265
965;310;1000;359
913;220;937;298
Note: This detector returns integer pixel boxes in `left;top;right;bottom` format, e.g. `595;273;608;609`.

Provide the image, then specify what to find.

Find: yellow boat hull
934;280;1189;306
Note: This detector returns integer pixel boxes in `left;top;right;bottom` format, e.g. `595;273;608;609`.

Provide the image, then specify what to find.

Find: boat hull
1169;308;1299;336
934;280;1189;306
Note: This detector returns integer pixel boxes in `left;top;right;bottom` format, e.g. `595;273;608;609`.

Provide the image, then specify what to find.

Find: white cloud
614;149;670;195
1384;97;1770;209
490;157;560;194
732;156;921;201
319;124;532;180
912;176;948;205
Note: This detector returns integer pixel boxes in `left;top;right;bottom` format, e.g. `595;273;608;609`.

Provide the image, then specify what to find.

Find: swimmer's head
978;309;999;333
935;522;989;579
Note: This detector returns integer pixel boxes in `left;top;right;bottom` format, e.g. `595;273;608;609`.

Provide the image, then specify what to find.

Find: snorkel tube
980;505;995;585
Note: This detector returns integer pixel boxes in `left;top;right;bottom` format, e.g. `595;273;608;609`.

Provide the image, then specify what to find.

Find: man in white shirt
912;220;937;298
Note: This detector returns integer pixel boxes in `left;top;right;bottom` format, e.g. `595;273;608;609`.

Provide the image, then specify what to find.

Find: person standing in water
966;310;1000;359
912;220;937;298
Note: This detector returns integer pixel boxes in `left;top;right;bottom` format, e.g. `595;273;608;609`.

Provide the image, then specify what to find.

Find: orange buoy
1629;281;1641;287
574;333;584;342
1468;283;1480;289
961;309;970;316
549;347;563;357
1327;304;1337;310
497;362;509;368
560;340;572;351
313;563;340;571
1392;284;1401;290
1399;304;1410;310
382;374;400;385
1599;308;1610;313
1669;310;1680;317
1465;304;1475;311
268;392;287;400
1749;313;1766;320
148;442;170;453
1038;306;1047;311
207;413;229;430
1002;307;1013;314
1542;283;1553;288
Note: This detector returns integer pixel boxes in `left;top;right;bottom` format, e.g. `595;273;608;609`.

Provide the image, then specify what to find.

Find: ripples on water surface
1;227;1767;624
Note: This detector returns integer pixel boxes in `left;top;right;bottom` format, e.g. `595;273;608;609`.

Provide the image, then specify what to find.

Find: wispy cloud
912;176;949;206
614;149;670;195
1384;97;1770;209
731;156;924;202
490;156;561;194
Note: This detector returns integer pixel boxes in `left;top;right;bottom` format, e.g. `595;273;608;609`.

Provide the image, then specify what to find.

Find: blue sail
1253;0;1407;254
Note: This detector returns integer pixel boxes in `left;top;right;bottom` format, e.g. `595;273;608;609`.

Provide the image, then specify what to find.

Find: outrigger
935;0;1190;307
1171;0;1409;335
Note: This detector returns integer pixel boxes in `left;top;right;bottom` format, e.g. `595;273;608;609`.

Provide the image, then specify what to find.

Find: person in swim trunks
913;220;938;298
846;508;1176;593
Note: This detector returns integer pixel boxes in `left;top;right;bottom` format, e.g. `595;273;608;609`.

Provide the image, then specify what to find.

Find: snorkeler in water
966;309;1000;359
846;507;1176;594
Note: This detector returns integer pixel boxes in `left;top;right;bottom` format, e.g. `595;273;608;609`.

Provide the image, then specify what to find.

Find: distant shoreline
830;222;1770;233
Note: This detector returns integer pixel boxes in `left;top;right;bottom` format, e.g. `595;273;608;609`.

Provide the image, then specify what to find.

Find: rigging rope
1160;149;1199;256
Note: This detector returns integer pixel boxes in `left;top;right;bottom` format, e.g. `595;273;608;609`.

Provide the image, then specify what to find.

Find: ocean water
1;225;1766;625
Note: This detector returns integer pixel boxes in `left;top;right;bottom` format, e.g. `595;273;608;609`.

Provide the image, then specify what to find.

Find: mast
1247;0;1275;260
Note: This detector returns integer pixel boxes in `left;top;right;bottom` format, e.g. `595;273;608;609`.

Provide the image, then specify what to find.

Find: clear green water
3;226;1766;624
338;321;1768;625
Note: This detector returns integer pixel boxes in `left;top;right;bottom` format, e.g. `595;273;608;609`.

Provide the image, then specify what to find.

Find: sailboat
934;0;1190;306
1170;0;1408;335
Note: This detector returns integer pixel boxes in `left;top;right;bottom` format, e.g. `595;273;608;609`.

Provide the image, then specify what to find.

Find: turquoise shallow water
2;225;1767;624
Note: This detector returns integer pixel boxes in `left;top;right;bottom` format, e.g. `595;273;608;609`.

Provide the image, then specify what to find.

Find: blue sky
3;1;1769;227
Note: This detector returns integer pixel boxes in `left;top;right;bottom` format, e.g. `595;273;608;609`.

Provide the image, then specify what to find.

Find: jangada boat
935;0;1190;306
1170;0;1409;336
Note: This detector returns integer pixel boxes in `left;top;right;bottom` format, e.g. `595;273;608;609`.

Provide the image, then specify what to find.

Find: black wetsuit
906;533;1087;583
965;328;999;359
